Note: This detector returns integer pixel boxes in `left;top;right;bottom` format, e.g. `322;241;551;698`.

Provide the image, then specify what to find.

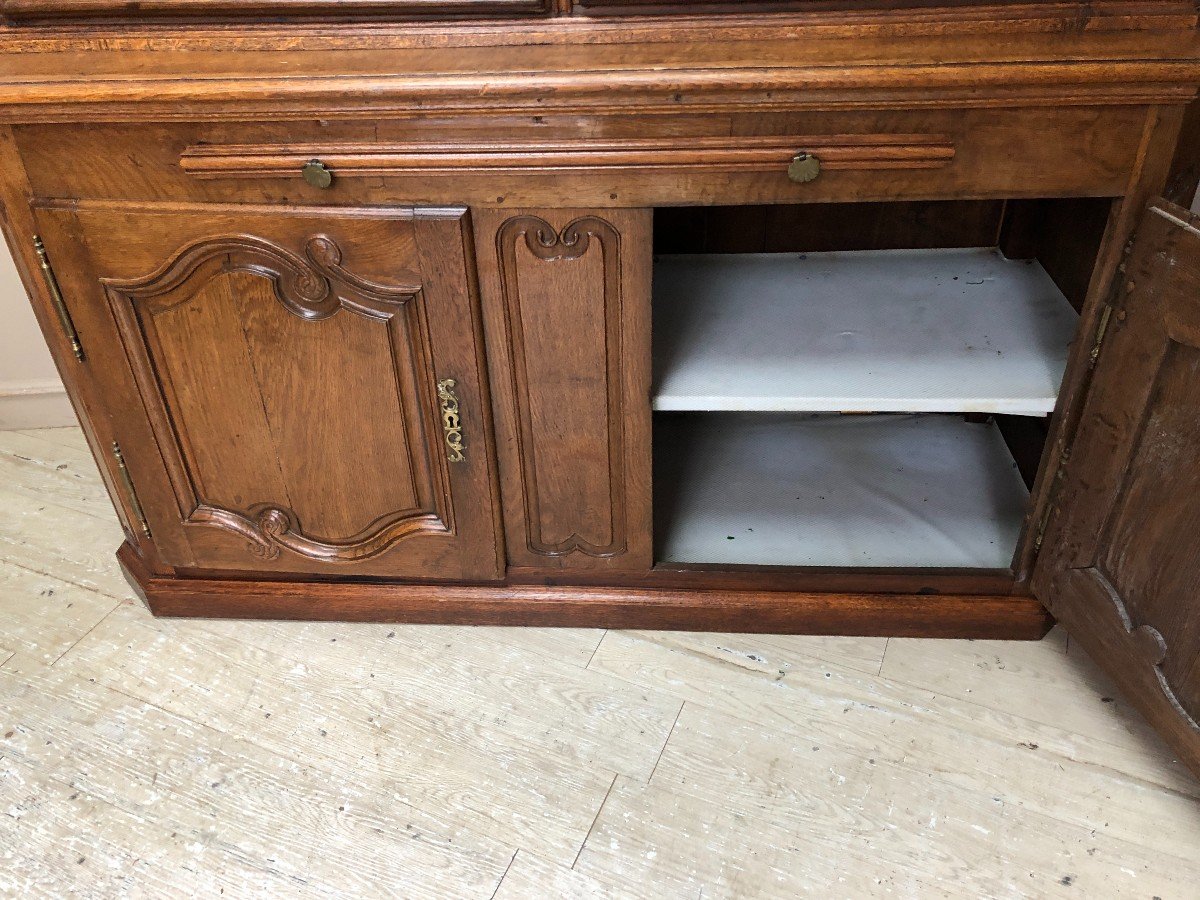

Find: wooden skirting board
118;543;1054;639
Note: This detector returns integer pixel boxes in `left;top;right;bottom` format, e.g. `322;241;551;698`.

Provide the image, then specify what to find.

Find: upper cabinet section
0;0;550;23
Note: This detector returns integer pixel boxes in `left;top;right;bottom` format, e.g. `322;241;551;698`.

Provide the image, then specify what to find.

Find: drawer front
16;105;1148;208
1;0;550;21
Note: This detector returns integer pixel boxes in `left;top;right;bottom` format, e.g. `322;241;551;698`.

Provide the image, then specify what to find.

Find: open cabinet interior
651;198;1112;572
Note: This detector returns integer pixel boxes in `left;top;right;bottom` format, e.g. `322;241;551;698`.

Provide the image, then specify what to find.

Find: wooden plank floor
1;427;1198;898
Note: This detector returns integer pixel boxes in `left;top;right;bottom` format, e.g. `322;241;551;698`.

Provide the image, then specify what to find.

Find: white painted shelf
655;413;1029;569
653;248;1079;416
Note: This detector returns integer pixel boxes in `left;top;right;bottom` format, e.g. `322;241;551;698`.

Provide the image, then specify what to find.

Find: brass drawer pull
787;152;821;183
437;379;466;464
302;159;333;189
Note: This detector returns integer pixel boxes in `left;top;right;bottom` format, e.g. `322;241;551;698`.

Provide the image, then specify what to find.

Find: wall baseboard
0;380;77;430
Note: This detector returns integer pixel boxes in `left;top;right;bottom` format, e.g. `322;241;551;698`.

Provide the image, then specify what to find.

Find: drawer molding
178;134;956;181
1;0;551;21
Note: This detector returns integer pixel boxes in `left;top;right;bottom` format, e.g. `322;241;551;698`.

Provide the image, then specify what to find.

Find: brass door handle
787;152;821;183
437;379;466;464
302;159;333;189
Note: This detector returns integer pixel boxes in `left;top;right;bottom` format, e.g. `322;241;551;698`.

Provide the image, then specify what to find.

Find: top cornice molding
0;4;1196;122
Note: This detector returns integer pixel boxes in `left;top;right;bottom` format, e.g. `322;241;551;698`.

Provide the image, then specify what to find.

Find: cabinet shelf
655;413;1029;569
653;248;1078;416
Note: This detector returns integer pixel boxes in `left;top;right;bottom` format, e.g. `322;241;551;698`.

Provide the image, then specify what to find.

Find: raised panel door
34;203;502;580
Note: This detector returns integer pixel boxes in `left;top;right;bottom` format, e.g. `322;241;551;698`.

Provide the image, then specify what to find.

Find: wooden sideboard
2;1;1200;772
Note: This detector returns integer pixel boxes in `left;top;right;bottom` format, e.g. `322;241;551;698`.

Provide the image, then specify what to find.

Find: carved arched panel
104;232;452;566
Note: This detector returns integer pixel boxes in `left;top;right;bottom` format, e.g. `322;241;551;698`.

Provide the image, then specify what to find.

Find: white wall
0;244;75;429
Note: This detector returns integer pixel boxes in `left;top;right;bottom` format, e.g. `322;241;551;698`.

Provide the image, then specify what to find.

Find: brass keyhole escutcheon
437;378;466;464
787;152;821;184
302;159;333;189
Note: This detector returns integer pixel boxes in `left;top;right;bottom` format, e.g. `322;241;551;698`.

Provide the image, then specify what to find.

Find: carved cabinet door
1032;199;1200;775
33;204;502;580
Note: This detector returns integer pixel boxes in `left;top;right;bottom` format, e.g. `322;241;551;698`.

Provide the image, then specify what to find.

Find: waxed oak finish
0;0;1197;706
31;203;502;579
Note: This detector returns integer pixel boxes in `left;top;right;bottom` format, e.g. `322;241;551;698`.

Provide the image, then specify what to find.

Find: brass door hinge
111;441;151;539
1033;448;1071;552
33;236;85;362
1088;303;1113;368
1033;500;1053;552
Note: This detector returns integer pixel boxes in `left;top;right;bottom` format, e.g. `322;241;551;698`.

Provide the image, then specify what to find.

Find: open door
1033;198;1200;775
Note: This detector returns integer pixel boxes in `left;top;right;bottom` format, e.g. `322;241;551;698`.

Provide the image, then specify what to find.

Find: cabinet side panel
476;207;652;572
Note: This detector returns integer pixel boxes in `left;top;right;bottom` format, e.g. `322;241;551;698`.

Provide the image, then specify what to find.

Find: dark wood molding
1;63;1192;124
119;542;1054;638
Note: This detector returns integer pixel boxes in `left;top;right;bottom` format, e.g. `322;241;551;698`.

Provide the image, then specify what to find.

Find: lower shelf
655;413;1030;569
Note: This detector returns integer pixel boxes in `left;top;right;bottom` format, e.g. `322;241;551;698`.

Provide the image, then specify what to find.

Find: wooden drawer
0;0;550;21
16;105;1147;208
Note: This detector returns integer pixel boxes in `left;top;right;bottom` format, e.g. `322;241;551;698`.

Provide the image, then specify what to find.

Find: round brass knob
787;152;821;184
302;159;333;189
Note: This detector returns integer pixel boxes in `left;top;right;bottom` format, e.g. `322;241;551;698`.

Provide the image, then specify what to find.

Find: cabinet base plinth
118;543;1053;640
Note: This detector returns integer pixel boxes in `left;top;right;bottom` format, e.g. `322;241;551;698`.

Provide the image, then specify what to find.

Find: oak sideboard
2;1;1200;772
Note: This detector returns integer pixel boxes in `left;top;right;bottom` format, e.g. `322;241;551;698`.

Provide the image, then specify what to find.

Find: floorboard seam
877;638;891;676
488;848;519;900
48;600;125;668
571;773;618;871
584;630;608;670
0;482;127;525
58;670;560;867
646;701;685;786
0;551;129;604
0;750;326;891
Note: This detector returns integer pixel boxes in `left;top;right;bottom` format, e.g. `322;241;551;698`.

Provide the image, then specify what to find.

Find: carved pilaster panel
479;208;652;571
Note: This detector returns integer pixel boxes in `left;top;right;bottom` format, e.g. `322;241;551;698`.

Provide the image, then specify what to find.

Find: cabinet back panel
654;200;1005;254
